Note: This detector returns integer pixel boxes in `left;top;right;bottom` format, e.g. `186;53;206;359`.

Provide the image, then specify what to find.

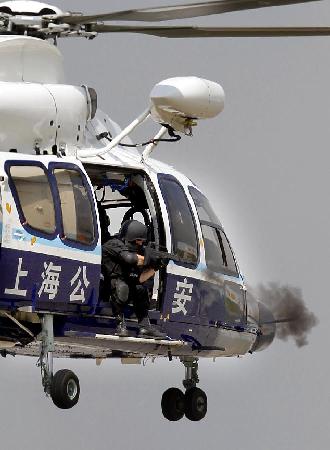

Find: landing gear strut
182;357;199;390
37;314;80;409
161;357;207;422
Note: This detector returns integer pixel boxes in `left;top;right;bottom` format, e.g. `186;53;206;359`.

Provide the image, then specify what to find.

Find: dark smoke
257;283;319;348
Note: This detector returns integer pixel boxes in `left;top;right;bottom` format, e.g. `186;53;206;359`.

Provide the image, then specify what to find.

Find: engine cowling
0;36;64;84
0;82;96;154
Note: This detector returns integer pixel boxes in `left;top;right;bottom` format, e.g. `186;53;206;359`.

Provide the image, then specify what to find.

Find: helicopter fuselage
0;0;311;420
0;31;280;424
0;148;274;359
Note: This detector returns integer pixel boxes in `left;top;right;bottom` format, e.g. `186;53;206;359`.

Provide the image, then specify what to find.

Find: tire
51;369;80;410
184;387;207;422
161;388;185;421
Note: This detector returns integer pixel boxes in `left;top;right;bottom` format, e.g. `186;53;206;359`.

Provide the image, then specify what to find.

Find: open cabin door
0;158;101;313
157;174;202;326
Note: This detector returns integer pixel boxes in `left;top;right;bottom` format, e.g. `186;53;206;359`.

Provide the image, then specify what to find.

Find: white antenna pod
150;76;225;133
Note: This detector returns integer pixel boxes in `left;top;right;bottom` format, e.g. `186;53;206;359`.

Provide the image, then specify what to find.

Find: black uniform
98;205;111;244
102;237;149;321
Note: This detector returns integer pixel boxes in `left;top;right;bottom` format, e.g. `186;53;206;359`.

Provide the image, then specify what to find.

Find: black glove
143;246;157;267
144;246;169;270
151;258;168;271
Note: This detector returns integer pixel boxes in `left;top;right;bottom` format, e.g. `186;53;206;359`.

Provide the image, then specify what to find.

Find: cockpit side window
201;224;224;273
202;224;238;276
53;168;96;246
218;229;238;275
7;164;56;236
158;175;198;265
189;186;238;276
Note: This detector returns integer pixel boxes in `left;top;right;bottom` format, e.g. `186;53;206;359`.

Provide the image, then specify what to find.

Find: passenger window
54;168;95;246
158;176;198;264
8;165;56;235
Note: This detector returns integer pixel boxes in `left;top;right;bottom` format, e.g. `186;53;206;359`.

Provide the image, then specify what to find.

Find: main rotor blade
91;24;330;37
55;0;322;25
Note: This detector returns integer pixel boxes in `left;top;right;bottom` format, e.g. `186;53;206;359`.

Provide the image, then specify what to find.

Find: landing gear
161;357;208;422
38;315;54;397
182;357;199;390
51;369;80;409
161;388;185;421
37;314;80;410
184;387;207;422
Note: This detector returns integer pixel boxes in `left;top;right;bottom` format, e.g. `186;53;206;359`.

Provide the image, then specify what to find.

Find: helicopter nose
251;302;276;352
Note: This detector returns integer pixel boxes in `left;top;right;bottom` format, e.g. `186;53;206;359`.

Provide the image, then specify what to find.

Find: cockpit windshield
188;187;221;226
189;186;238;276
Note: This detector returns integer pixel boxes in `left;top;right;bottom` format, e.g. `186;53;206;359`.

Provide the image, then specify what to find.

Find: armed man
102;219;167;339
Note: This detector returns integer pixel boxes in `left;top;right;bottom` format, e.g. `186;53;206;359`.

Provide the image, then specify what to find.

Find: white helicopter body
1;0;310;421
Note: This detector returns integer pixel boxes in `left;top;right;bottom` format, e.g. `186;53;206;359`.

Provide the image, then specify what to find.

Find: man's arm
139;268;156;284
119;251;143;266
121;251;153;283
137;254;144;266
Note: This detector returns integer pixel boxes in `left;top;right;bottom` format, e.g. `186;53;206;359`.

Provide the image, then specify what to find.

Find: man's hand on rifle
143;245;170;270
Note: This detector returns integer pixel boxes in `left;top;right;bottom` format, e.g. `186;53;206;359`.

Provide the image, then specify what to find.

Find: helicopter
0;0;320;422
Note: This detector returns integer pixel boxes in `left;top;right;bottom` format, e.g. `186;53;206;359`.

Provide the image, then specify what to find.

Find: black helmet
119;220;147;242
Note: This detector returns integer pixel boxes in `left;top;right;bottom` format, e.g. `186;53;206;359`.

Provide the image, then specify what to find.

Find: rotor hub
0;1;62;16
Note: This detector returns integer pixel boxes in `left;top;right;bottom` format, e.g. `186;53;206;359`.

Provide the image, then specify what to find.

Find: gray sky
1;1;329;449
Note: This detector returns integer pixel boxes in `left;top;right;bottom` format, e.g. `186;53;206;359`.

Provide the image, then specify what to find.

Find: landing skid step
95;334;188;347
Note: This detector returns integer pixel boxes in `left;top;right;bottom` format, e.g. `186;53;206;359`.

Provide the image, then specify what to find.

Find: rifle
143;242;187;268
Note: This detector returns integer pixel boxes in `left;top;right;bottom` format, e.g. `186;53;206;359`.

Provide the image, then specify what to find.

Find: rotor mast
0;0;328;159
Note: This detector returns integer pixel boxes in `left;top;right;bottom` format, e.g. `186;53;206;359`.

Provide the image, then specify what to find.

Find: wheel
51;369;80;410
161;388;185;421
184;387;207;421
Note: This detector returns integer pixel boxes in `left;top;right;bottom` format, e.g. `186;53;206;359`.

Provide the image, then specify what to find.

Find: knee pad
114;279;129;305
